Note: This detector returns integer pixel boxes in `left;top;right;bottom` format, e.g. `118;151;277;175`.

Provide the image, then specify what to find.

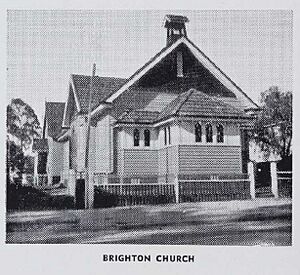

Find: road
6;198;292;245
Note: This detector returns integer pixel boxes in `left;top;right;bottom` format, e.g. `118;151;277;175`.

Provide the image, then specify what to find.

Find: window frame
133;128;140;147
216;124;224;143
195;122;202;143
144;129;151;147
205;123;213;143
164;127;167;145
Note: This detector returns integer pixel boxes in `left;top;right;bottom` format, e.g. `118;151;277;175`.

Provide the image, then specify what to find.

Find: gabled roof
156;89;249;122
44;102;65;138
100;36;258;110
32;138;48;152
71;74;127;113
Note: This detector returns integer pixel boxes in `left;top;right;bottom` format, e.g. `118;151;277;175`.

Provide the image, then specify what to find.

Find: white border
1;2;299;275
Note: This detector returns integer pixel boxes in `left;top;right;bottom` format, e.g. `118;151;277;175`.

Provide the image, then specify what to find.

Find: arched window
195;123;202;142
164;127;167;145
133;129;140;146
217;124;224;143
144;129;150;147
205;123;213;143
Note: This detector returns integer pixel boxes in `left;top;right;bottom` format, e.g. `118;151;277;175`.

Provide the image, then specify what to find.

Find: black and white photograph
5;9;293;246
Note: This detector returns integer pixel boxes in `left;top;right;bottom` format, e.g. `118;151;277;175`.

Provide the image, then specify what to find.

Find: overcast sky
7;10;292;122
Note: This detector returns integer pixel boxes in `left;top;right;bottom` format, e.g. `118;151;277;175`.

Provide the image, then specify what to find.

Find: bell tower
164;14;189;46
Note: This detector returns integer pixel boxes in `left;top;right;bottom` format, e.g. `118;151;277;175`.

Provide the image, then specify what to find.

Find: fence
277;171;292;198
93;173;250;206
179;178;251;203
34;174;48;187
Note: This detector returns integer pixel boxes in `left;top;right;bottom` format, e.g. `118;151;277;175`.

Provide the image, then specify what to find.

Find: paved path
6;198;292;245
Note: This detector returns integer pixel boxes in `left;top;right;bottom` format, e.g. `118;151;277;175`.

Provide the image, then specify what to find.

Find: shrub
6;184;74;211
94;187;119;208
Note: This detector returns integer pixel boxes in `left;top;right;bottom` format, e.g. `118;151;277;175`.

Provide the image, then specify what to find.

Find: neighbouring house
33;102;65;186
33;15;259;202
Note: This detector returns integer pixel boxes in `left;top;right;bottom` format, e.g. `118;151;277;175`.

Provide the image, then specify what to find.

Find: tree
252;86;292;160
7;99;41;184
6;140;25;184
7;98;41;150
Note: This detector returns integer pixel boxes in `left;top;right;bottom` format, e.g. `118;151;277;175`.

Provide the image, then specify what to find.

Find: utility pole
85;63;96;209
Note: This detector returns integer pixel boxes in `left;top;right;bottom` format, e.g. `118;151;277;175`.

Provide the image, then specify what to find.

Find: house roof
45;102;65;138
32;139;48;152
156;89;249;122
117;89;249;124
71;74;127;113
118;110;160;124
102;36;258;110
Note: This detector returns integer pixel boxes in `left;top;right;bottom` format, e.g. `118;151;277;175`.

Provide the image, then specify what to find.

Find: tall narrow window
217;124;224;143
134;129;140;146
164;127;167;145
195;123;202;142
205;123;213;143
168;126;171;145
144;129;150;147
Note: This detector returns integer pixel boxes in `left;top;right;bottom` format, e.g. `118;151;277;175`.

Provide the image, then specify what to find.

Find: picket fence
93;173;251;206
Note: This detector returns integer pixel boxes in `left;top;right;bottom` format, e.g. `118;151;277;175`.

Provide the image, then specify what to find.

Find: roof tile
45;102;65;138
72;74;127;113
156;89;248;122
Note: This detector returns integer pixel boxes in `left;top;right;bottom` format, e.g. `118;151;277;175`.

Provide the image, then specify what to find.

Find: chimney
164;14;189;46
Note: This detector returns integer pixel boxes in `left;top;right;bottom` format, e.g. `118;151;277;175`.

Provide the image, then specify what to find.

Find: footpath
6;198;292;244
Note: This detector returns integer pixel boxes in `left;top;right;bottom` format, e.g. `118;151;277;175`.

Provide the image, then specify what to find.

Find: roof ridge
173;89;195;116
71;73;126;80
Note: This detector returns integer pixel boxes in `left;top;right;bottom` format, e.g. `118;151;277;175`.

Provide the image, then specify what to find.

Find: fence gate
75;178;85;209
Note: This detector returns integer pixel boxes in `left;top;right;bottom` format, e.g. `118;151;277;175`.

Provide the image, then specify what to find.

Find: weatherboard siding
62;140;69;174
158;146;179;176
47;138;64;178
122;149;158;176
178;145;242;174
95;115;115;173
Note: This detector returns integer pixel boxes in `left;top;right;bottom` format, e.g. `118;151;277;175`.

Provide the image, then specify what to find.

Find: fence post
248;161;255;199
174;175;179;203
87;172;94;208
68;170;76;197
270;161;279;198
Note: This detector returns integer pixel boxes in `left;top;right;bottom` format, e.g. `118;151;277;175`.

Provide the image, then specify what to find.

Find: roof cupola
164;14;189;46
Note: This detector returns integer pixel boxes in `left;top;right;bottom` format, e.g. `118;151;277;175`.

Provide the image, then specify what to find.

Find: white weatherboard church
33;15;259;205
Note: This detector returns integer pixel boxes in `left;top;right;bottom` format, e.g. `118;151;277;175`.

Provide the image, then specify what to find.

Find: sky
7;10;293;123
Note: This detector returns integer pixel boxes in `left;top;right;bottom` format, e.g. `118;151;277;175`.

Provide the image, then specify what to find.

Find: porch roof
118;110;160;124
156;89;249;122
116;89;249;125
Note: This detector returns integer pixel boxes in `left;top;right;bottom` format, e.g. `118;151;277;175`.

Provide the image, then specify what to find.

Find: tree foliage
7;99;41;184
6;140;25;184
252;86;292;160
7;98;41;150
